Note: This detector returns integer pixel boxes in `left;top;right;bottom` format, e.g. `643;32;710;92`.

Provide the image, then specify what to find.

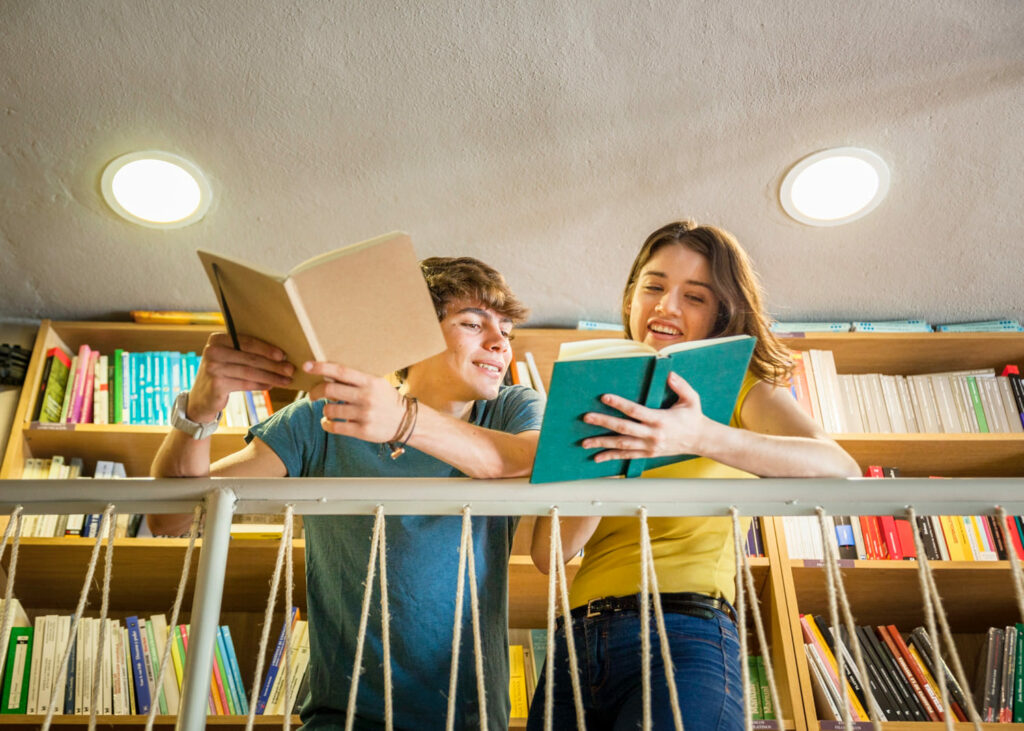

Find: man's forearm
148;429;212;536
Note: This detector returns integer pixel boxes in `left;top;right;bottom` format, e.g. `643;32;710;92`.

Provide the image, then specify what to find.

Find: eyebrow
640;270;714;291
456;306;514;326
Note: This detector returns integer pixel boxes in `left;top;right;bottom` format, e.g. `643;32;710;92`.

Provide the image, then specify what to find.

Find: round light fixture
780;147;889;226
101;150;212;228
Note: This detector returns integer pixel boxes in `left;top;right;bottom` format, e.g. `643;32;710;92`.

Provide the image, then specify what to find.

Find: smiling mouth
473;362;502;374
648;322;682;336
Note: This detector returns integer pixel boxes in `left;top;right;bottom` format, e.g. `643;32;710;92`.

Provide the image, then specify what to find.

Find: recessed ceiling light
780;147;889;226
101;150;212;228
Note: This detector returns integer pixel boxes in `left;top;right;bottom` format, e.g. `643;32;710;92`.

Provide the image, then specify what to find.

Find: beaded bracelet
386;396;419;459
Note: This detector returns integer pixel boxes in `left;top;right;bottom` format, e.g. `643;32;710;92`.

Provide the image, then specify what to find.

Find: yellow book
130;310;225;325
170;627;185;689
508;644;529;719
804;616;869;721
908;643;945;712
938;516;966;561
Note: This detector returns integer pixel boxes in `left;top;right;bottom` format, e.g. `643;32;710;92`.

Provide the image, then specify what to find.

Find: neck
400;378;476;422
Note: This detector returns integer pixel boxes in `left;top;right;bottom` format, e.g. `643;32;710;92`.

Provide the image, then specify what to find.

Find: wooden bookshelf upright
2;321;1024;730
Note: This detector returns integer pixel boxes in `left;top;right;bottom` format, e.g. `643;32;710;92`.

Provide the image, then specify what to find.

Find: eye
642;284;663;293
461;321;482;330
503;331;514;341
685;294;706;304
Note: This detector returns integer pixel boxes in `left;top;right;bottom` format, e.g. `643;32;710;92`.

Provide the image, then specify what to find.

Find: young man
150;256;543;729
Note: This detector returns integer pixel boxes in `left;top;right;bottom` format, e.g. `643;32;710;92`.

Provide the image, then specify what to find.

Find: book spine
886;625;944;720
125;616;151;714
221;625;249;716
257;607;296;714
878;626;939;721
215;627;240;715
31;352;56;421
57;355;79;424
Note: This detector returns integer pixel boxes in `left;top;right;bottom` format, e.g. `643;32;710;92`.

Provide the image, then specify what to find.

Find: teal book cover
530;334;755;483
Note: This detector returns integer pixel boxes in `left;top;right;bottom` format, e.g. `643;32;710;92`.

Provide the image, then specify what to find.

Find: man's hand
304;361;406;443
187;333;295;422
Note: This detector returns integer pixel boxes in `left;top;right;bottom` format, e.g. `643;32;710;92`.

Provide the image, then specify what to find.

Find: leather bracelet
387;396;418;459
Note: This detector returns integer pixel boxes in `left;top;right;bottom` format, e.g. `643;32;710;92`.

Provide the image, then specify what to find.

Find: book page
288;230;408;276
558;338;654;361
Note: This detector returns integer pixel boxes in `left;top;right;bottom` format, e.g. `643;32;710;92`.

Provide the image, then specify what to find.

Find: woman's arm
581;371;860;478
530;516;601;574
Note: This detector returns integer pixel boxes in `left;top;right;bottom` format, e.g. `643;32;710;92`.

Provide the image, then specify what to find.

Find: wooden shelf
0;715;297;728
834;433;1024;477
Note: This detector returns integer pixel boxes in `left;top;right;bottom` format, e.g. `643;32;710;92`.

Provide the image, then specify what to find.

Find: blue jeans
526;603;744;731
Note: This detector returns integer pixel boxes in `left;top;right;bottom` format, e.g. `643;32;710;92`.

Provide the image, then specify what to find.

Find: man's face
414;299;514;403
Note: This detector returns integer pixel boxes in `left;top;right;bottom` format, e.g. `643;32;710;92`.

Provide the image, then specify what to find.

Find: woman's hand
188;333;295;422
304;361;406;443
581;371;709;463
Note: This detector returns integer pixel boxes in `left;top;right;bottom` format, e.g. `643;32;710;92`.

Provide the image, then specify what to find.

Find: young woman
527;221;859;731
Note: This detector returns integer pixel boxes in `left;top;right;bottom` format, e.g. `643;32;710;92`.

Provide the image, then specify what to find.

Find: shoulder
737;376;826;438
473;385;544;433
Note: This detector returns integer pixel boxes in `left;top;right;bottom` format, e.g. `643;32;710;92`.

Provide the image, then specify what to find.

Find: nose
654;291;681;315
484;323;509;351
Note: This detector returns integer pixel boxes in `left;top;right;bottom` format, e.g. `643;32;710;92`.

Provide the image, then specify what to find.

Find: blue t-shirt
248;385;543;730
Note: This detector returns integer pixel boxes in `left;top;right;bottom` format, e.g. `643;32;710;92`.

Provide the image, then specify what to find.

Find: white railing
3;475;1024;730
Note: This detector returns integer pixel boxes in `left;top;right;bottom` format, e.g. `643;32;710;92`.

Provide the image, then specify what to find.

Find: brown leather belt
568;591;736;624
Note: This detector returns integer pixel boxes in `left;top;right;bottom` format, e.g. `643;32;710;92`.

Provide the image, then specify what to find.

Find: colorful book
198;232;445;392
33;347;72;423
220;625;249;715
530;334;755;482
0;627;33;714
256;607;299;714
125;616;151;714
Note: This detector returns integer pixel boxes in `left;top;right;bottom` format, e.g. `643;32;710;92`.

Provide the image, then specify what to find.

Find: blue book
851;319;932;332
63;628;76;714
770;320;851;333
221;625;249;715
257;607;297;714
576;319;625;331
243;390;259;426
125;616;151;714
936;319;1023;332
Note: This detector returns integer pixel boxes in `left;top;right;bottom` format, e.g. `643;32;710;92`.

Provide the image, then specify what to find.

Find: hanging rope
445;506;489;731
813;507;882;731
729;509;783;731
907;508;983;729
247;504;296;731
147;504;203;731
345;505;391;731
637;507;684;731
43;504;115;731
88;508;116;731
540;508;586;731
0;507;25;699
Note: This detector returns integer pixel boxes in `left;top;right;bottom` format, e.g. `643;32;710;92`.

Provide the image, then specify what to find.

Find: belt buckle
586;599;601;618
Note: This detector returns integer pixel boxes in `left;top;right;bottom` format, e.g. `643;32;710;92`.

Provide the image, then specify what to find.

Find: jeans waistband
567;592;737;624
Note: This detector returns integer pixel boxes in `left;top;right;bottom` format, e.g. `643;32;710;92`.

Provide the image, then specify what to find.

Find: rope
815;509;851;731
543;512;558;731
0;507;24;701
546;508;586;731
247;505;296;731
345;505;387;731
445;506;491;730
638;507;683;731
379;510;393;730
147;504;203;731
446;507;472;731
283;506;295;731
43;504;114;731
730;509;783;731
909;509;983;729
89;508;116;730
906;508;954;731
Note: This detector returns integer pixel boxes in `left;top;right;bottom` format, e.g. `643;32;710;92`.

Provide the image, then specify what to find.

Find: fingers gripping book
198;232;446;392
530;334;755;483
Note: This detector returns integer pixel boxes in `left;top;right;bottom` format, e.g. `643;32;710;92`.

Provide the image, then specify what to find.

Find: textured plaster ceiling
2;1;1023;328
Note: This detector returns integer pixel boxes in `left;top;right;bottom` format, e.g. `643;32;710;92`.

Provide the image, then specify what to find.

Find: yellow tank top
568;371;761;608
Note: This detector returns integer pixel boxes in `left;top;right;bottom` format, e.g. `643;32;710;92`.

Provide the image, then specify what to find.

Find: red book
66;343;92;423
877;625;941;721
789;351;815;420
858;516;879;559
866;465;884;478
894;518;917;559
79;350;99;424
878;515;902;560
866;516;888;559
1006;516;1024;560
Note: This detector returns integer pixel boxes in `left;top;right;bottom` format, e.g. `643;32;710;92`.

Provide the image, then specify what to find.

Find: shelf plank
835;433;1024;477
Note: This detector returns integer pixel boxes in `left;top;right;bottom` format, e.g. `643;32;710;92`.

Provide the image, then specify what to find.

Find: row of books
255;607;309;716
30;344;276;429
773;318;1024;333
790;349;1024;434
976;624;1024;723
17;456;144;538
784;511;1024;563
505;351;546;398
801;614;974;723
0;601;248;717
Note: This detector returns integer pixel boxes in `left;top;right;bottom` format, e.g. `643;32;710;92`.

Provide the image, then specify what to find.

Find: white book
866;374;891;433
970;516;998;561
804;644;843;720
514;360;532;389
267;620;309;714
37;615;56;715
849;516;868;560
807;351;838;433
523;351;546;399
138;619;161;714
907;374;941;433
959;517;983;560
802;516;824;561
852;375;878;433
997;376;1024;433
930;375;961;433
930;515;950;560
74;617;86;714
110;621;127;715
895;375;920;433
879;375;907;433
950;376;977;432
149;614;179;714
282;622;311;715
122;625;135;715
26;615;47;714
836;374;865;432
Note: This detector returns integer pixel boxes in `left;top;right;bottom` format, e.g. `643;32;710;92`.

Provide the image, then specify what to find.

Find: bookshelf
2;320;1023;729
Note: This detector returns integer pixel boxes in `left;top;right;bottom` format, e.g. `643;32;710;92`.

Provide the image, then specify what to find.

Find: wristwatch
170;391;220;440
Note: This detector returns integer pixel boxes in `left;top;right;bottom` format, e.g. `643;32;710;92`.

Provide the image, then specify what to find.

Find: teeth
649;323;682;335
475;363;500;373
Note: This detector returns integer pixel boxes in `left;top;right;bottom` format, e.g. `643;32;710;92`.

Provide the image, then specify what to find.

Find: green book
0;627;33;713
1014;623;1024;722
966;376;989;432
530;334;755;483
756;654;775;720
747;655;764;720
34;347;72;422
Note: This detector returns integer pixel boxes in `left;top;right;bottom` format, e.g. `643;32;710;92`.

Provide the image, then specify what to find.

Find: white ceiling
2;1;1023;328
